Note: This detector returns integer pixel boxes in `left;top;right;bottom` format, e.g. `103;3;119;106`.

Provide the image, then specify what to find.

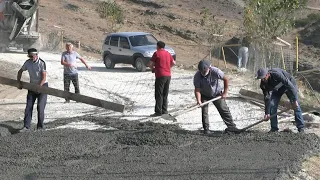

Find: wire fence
36;31;319;117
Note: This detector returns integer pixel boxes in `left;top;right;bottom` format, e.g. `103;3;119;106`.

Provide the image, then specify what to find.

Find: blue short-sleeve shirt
193;67;224;97
61;51;81;74
21;58;47;85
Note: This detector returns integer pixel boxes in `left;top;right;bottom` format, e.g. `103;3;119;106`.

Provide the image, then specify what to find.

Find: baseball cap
27;48;38;55
256;68;268;79
198;60;211;71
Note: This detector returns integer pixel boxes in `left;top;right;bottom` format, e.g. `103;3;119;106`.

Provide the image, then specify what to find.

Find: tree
96;1;124;32
244;0;307;41
200;8;225;45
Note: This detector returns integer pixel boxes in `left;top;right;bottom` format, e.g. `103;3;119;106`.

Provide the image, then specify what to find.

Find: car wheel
104;55;115;69
135;57;146;72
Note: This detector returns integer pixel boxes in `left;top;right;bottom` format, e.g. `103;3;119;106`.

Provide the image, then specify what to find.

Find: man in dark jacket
256;68;305;133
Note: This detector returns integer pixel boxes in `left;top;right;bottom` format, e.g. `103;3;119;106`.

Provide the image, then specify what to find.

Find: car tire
135;57;146;72
104;55;115;69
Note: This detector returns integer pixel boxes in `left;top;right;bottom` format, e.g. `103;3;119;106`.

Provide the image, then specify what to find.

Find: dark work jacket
260;68;298;114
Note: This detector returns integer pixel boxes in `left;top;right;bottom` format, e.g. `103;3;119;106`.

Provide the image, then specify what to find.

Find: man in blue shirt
256;68;305;133
17;48;48;132
193;60;239;134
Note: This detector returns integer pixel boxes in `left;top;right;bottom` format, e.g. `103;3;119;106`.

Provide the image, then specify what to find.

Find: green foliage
96;1;124;24
244;0;307;41
295;13;320;27
200;8;226;44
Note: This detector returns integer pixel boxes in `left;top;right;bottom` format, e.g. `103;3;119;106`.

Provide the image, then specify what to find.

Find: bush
65;3;80;11
96;1;124;24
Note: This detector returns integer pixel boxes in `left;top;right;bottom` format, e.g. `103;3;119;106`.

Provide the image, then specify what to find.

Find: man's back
151;49;174;78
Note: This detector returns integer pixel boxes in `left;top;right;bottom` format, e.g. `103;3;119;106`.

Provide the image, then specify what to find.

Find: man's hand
264;114;270;121
221;92;228;99
86;65;91;70
17;81;22;89
67;63;75;67
197;100;202;106
291;101;299;110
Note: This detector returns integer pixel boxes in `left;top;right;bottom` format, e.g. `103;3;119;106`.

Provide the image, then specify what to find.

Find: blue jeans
269;87;304;131
23;83;48;129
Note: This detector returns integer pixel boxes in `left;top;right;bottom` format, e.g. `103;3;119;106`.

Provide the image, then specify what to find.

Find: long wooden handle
0;76;125;112
173;96;222;116
240;108;291;131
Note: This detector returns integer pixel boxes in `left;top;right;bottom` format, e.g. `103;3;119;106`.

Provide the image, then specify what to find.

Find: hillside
38;0;320;70
38;0;245;66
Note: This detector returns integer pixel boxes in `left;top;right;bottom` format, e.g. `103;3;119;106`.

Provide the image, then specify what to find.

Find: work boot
203;129;210;134
150;113;161;117
298;128;305;133
36;126;45;131
19;127;30;133
268;129;278;133
225;126;240;133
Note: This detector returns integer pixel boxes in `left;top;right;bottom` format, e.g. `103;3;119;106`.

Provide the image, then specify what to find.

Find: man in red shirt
148;41;176;116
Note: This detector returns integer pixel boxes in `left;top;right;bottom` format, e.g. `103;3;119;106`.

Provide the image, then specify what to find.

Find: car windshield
129;34;158;47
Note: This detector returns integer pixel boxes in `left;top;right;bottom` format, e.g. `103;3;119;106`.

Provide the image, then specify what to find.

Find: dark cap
198;60;211;71
27;48;38;55
256;68;268;79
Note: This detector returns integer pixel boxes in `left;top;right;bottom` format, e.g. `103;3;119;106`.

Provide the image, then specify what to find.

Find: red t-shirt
150;49;174;78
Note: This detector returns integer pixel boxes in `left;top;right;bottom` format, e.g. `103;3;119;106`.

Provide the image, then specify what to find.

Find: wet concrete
0;116;319;180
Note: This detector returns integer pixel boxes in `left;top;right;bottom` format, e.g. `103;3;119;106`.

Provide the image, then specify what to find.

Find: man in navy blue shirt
17;48;48;132
193;60;239;134
256;68;305;133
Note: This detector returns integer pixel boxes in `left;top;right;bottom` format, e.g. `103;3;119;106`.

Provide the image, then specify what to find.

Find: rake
161;96;222;122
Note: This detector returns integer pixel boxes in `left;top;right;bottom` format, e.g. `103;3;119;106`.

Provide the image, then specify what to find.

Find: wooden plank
296;68;320;74
0;76;125;113
239;88;320;113
306;6;320;11
276;37;291;47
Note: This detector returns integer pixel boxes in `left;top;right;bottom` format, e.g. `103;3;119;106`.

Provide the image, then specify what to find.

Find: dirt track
0;116;319;180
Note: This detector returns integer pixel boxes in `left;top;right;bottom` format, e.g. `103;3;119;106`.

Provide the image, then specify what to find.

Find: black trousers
154;76;171;114
201;95;236;130
64;74;80;100
24;83;48;129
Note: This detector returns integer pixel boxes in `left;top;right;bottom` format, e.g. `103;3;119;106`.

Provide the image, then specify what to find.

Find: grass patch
96;1;124;24
65;3;80;11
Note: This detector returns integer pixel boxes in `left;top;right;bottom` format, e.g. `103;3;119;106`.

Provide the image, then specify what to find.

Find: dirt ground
0;116;319;180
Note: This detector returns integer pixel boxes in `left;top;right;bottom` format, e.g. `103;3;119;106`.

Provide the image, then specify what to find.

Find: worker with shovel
256;68;305;133
193;60;239;134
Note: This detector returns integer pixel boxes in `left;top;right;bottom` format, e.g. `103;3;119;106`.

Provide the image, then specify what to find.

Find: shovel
161;96;222;122
239;107;291;132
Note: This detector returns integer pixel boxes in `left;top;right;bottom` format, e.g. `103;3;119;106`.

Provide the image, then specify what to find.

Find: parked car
102;32;176;72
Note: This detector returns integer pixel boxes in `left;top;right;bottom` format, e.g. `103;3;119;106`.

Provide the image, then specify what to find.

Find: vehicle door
108;36;121;63
119;36;134;64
